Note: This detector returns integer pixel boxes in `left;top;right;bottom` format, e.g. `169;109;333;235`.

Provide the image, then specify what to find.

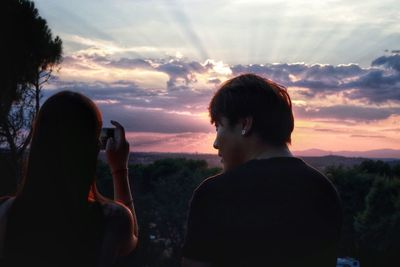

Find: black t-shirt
182;157;343;267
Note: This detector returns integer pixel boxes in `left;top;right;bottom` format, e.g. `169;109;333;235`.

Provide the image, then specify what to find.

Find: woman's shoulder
0;196;13;205
0;196;14;211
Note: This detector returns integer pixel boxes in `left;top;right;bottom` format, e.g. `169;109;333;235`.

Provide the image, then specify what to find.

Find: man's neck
245;143;293;161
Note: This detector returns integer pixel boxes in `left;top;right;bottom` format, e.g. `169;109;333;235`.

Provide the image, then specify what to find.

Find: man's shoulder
194;172;226;195
299;161;337;187
195;159;261;191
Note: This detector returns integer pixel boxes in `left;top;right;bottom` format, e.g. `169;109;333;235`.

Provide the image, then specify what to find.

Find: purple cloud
51;54;400;128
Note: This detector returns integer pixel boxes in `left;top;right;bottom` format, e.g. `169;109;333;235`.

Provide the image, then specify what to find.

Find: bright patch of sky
35;0;400;66
33;0;400;155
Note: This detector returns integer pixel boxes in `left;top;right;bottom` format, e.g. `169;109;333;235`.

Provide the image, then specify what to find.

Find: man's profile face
213;116;246;171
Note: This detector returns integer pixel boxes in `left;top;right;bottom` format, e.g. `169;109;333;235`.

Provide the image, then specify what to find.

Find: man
182;74;342;267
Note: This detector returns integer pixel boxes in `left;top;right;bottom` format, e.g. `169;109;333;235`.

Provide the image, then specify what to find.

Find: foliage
94;158;400;267
96;157;400;267
358;159;392;177
354;178;400;267
96;158;221;267
325;165;375;257
327;161;400;267
0;0;62;190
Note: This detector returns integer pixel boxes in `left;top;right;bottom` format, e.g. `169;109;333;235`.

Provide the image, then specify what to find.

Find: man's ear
240;116;253;136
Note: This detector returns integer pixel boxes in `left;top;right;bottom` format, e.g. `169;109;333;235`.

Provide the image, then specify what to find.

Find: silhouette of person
0;91;138;267
182;74;343;267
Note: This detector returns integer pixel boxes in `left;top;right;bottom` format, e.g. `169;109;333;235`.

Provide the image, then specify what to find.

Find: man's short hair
209;73;294;146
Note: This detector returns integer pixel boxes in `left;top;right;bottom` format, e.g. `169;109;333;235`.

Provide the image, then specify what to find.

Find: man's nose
213;138;219;150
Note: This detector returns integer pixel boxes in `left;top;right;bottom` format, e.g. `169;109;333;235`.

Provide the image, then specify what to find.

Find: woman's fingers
111;120;125;136
105;137;115;151
106;120;130;171
110;120;126;146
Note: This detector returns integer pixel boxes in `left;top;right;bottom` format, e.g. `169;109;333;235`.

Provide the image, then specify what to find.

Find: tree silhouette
96;158;222;267
354;177;400;267
95;157;400;267
327;160;400;267
0;0;62;194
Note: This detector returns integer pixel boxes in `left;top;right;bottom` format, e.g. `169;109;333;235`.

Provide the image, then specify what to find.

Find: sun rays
33;0;400;155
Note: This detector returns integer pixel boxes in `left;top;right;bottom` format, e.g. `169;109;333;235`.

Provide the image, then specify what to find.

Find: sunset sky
34;0;400;155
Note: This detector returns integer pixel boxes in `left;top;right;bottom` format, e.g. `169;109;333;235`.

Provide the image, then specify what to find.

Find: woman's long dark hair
6;91;105;267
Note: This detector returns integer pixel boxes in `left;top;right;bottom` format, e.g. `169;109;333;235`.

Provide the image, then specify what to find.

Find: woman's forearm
112;168;139;237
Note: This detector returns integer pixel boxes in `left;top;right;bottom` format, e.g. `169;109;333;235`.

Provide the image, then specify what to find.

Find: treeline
95;158;400;267
326;160;400;267
0;0;62;190
96;158;221;267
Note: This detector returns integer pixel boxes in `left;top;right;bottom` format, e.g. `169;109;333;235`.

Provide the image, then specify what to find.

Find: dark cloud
350;134;386;139
107;58;152;69
55;54;400;125
381;127;400;132
65;53;400;105
345;70;400;103
291;79;342;95
311;119;359;126
98;103;212;133
207;78;221;84
231;63;365;87
155;59;207;90
45;78;213;112
42;79;214;134
313;128;347;133
231;64;292;85
294;105;400;121
372;54;400;72
127;135;170;148
129;132;209;149
43;80;156;102
301;64;365;80
230;56;399;104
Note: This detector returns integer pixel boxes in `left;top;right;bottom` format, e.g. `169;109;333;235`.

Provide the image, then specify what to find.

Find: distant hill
293;148;400;159
99;151;222;168
98;151;400;172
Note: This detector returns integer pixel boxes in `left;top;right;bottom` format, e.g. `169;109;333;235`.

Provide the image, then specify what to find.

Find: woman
0;91;138;267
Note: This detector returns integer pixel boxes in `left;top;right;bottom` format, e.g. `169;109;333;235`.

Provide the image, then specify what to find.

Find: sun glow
36;0;400;156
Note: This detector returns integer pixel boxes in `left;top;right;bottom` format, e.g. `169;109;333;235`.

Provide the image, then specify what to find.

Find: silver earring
241;129;246;135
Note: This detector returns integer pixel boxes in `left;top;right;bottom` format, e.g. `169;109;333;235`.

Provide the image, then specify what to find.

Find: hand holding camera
103;120;130;173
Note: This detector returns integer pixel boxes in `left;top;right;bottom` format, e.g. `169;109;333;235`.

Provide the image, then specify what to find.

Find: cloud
125;132;215;153
294;105;400;121
54;53;400;125
99;104;212;133
156;59;207;90
350;134;386;139
107;58;152;69
231;63;365;87
382;127;400;132
42;79;214;134
344;70;400;103
44;80;157;101
231;55;400;104
64;51;400;105
372;54;400;72
313;128;348;133
207;78;221;84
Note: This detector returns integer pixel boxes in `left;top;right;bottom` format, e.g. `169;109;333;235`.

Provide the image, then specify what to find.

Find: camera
99;128;115;150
